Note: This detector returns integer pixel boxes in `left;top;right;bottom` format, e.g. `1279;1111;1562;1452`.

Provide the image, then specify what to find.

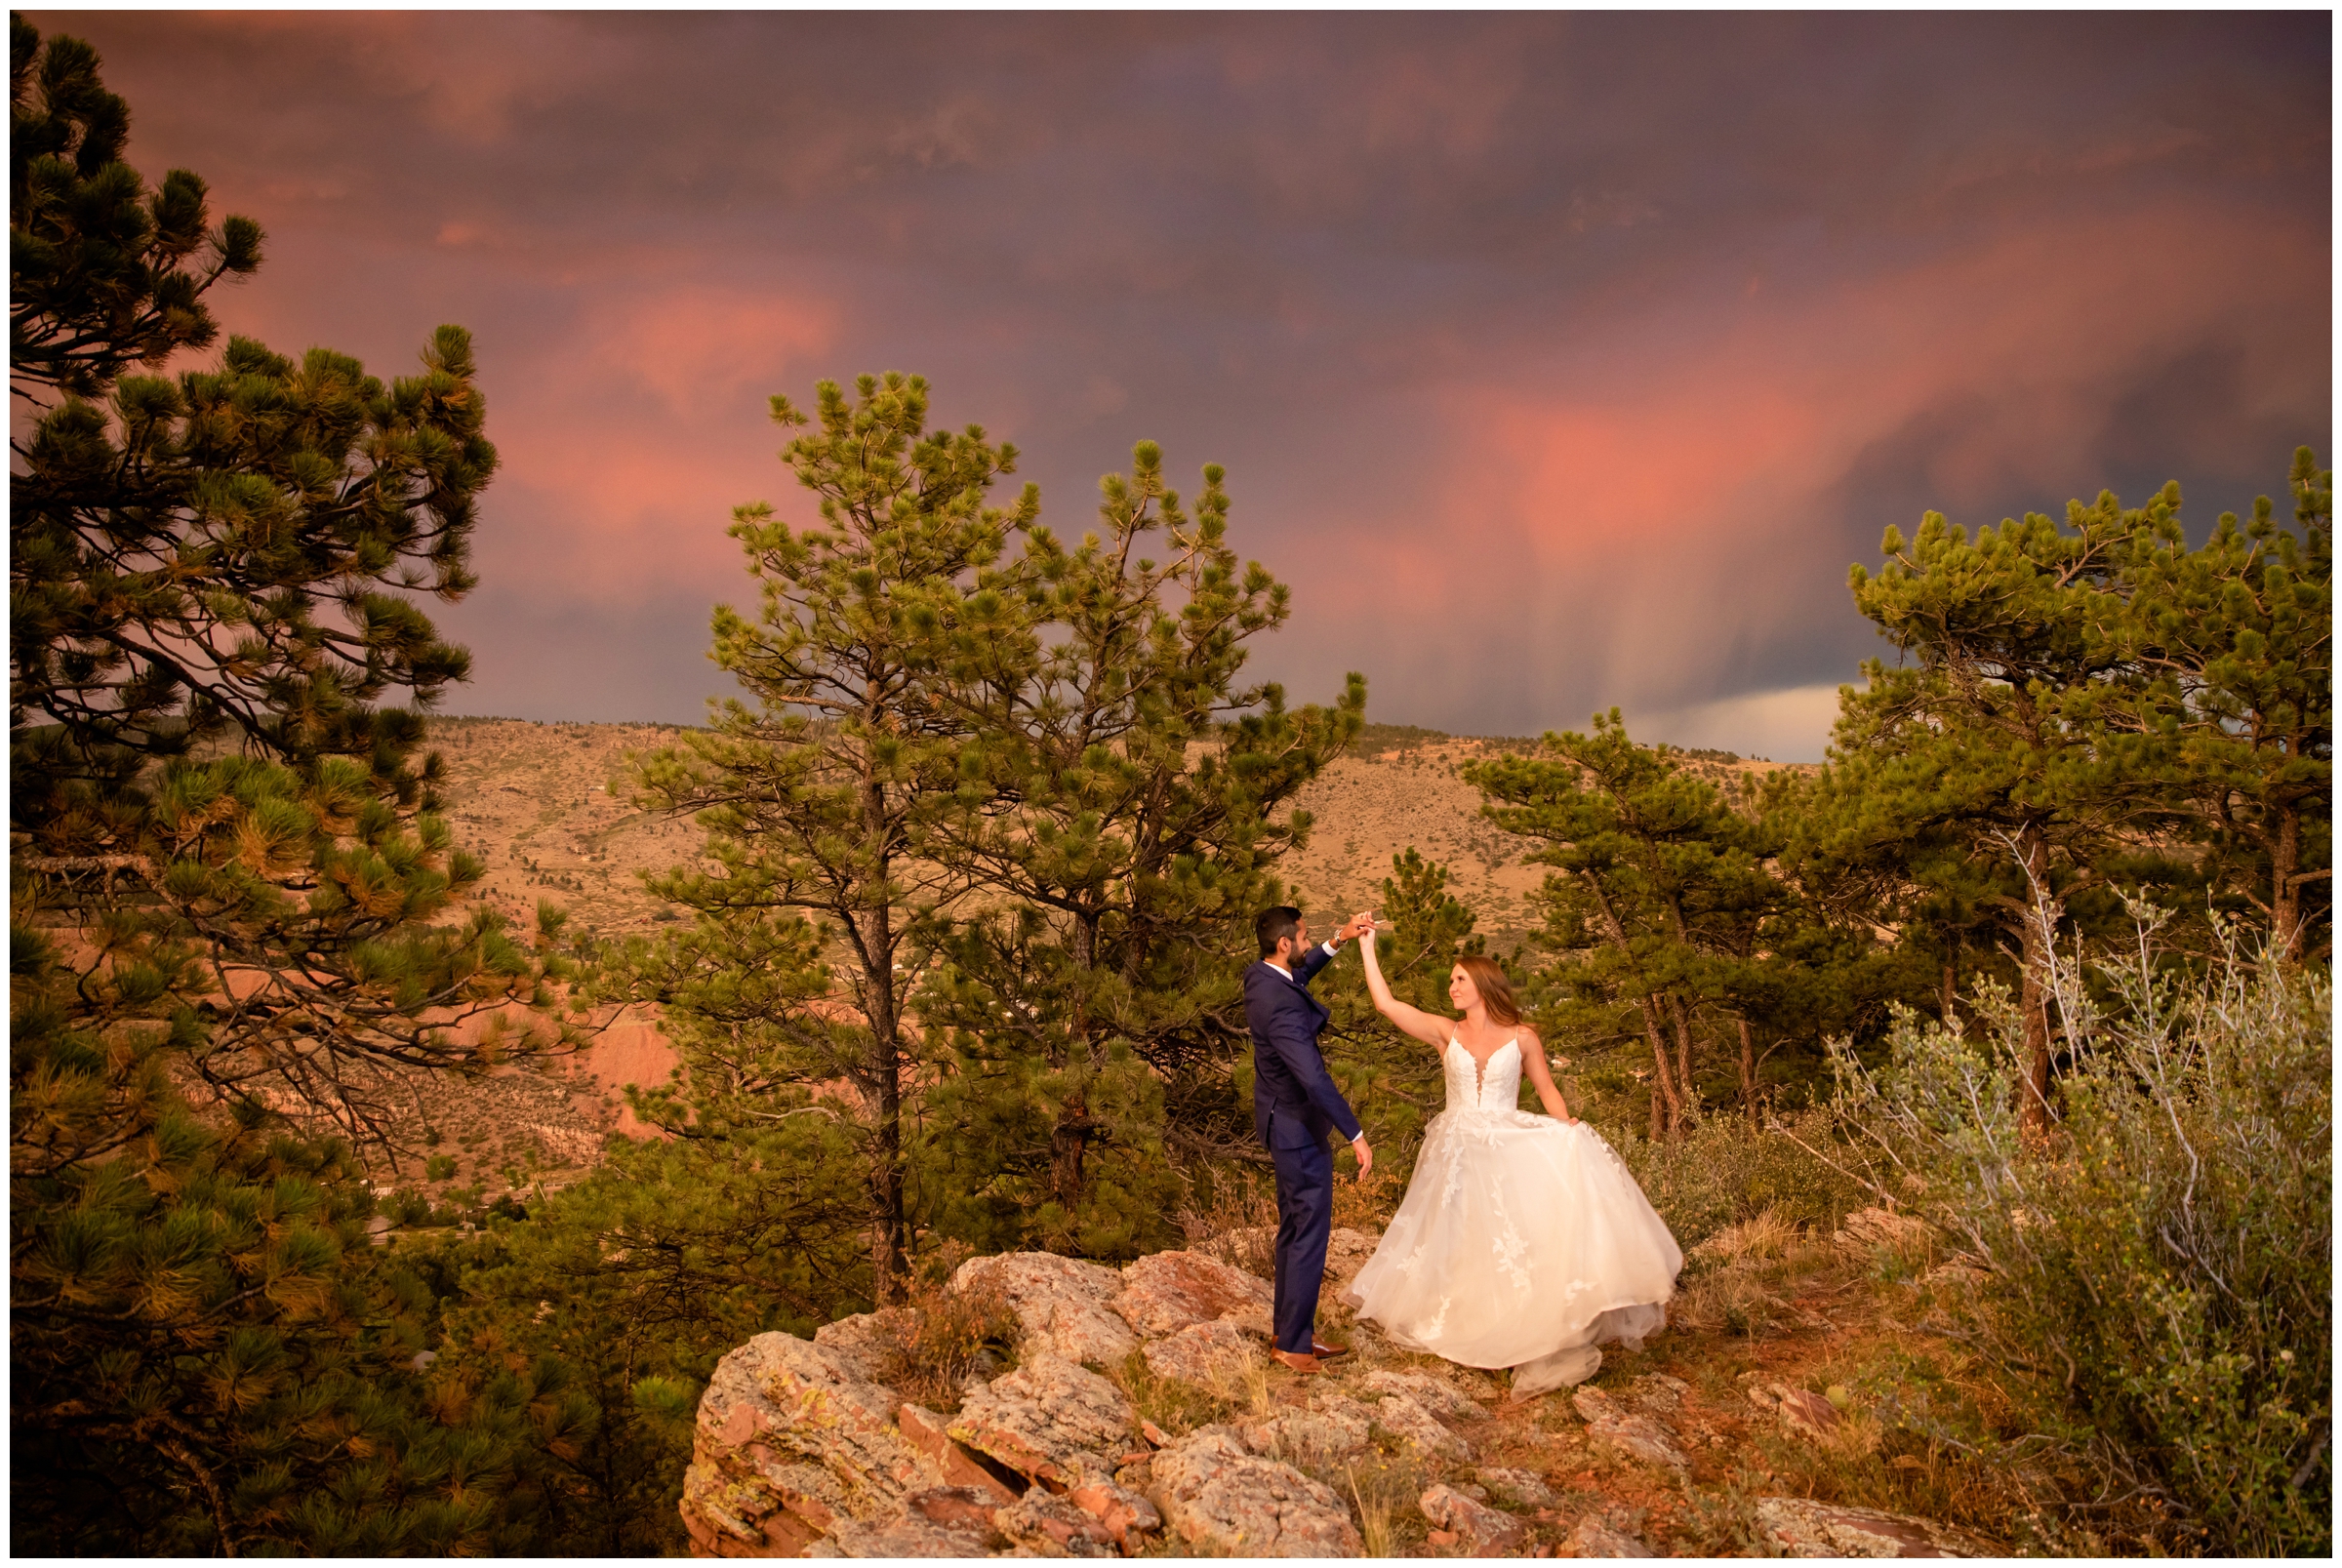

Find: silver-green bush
1831;906;2331;1555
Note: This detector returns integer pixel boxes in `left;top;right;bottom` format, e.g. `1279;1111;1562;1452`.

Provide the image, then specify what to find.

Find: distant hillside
429;715;1802;954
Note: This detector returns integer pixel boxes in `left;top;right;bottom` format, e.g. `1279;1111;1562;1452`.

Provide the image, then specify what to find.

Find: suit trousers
1268;1123;1335;1353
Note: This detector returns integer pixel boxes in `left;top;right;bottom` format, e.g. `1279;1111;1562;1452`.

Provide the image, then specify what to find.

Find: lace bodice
1444;1036;1522;1115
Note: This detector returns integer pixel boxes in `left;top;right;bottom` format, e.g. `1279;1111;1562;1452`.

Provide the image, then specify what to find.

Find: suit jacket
1244;944;1362;1149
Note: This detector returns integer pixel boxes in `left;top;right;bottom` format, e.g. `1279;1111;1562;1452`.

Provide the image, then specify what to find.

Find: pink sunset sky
32;11;2330;759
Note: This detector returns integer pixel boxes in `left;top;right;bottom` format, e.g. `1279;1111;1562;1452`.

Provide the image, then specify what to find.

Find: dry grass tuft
1108;1347;1235;1440
871;1273;1022;1414
1346;1462;1396;1556
1689;1208;1799;1266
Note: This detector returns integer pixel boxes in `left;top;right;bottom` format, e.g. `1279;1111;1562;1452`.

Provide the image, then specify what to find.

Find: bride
1341;918;1682;1395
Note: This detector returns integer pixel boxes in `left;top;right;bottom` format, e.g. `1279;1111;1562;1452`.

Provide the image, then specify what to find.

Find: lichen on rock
1147;1427;1363;1557
947;1354;1136;1490
952;1253;1139;1368
1112;1249;1276;1339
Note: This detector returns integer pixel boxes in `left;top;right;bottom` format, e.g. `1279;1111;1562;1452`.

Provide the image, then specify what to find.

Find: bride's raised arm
1353;913;1452;1051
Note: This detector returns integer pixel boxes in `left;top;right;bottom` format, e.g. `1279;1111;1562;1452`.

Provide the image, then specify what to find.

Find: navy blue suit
1243;943;1361;1353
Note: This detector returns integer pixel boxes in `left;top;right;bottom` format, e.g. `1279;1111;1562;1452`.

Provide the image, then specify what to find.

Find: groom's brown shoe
1311;1340;1351;1358
1270;1348;1324;1375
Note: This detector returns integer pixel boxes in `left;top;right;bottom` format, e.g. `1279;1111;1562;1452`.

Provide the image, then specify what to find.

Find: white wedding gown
1343;1037;1682;1395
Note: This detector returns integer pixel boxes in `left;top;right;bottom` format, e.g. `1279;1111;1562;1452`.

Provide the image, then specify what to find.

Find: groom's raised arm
1262;991;1361;1142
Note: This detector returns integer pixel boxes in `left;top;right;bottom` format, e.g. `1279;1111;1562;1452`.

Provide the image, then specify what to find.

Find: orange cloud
1339;194;2324;731
586;288;841;419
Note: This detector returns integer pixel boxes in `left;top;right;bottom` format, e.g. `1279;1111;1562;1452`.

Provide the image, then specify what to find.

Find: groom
1244;906;1376;1374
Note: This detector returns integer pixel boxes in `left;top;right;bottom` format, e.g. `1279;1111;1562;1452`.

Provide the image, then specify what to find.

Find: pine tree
628;373;1033;1298
2118;450;2331;961
1466;713;1773;1139
11;16;551;1134
10;922;528;1554
10;20;564;1548
14;14;481;810
424;1113;868;1554
1840;491;2199;1133
912;444;1362;1253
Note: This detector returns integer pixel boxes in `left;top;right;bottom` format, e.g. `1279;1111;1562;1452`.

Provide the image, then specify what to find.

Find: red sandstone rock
1147;1427;1362;1557
822;1485;1005;1557
946;1354;1135;1490
679;1332;940;1556
1112;1250;1275;1339
995;1487;1122;1557
1069;1477;1162;1548
953;1253;1140;1367
1753;1498;1997;1557
1420;1482;1528;1555
896;1403;1020;1507
1142;1318;1259;1389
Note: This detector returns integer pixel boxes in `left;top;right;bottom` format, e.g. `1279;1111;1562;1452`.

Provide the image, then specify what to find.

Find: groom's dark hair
1256;905;1303;957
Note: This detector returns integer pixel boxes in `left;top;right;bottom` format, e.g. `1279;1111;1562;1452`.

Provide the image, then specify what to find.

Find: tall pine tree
628;373;1034;1298
913;443;1362;1254
2117;450;2331;961
10;19;564;1549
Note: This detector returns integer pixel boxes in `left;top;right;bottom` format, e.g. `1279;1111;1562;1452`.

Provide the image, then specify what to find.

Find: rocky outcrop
1571;1385;1688;1472
809;1312;894;1385
1375;1391;1474;1460
1477;1465;1556;1509
817;1486;1004;1557
947;1354;1136;1490
1112;1250;1276;1339
683;1236;1990;1559
1067;1479;1161;1551
1148;1427;1363;1556
1142;1318;1259;1389
1239;1391;1375;1463
895;1403;1020;1506
993;1488;1121;1557
953;1253;1140;1368
680;1333;948;1556
1754;1497;1997;1557
1419;1481;1527;1554
1359;1367;1485;1424
1567;1512;1655;1556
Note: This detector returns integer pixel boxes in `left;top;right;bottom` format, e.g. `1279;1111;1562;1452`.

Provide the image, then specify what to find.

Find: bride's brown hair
1454;955;1522;1026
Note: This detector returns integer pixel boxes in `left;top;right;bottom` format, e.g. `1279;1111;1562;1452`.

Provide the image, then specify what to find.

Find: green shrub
1610;1106;1864;1250
1831;908;2331;1555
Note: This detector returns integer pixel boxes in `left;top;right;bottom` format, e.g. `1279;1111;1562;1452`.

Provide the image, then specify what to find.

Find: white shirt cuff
1322;940;1338;957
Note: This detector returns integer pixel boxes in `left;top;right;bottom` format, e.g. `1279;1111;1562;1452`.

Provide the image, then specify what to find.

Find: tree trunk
2272;797;2303;960
1051;1107;1094;1211
1939;953;1958;1028
858;745;909;1302
1638;993;1683;1140
1048;910;1103;1218
861;916;909;1302
1737;1016;1759;1129
2011;827;2058;1142
1582;871;1683;1139
1664;991;1697;1121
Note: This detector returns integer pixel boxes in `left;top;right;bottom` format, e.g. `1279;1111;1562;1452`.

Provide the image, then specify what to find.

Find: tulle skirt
1343;1108;1682;1394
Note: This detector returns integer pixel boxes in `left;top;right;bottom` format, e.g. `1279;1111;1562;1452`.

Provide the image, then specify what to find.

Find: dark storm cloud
30;10;2329;757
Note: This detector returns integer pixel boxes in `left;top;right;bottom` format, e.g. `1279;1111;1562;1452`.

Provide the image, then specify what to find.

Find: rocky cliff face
679;1225;1997;1558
